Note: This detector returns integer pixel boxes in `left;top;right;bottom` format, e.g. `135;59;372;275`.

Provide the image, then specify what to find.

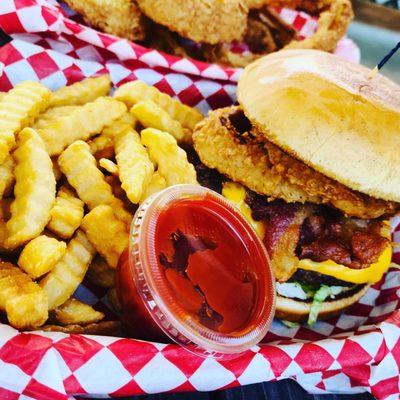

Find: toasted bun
238;49;400;203
275;284;370;322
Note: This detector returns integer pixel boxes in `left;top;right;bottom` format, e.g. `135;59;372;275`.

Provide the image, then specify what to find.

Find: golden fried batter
203;7;297;67
199;0;352;67
262;138;397;219
136;0;249;45
193;107;398;219
193;107;319;204
285;0;353;53
64;0;148;41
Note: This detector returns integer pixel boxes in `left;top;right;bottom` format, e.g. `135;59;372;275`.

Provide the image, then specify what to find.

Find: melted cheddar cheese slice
298;244;392;284
222;182;266;239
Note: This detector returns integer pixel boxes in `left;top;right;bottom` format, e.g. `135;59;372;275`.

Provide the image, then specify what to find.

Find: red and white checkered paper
0;1;399;399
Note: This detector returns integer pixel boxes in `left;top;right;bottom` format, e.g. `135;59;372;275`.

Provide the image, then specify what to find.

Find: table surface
0;9;399;399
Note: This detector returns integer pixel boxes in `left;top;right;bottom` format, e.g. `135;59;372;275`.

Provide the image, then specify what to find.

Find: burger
192;49;399;324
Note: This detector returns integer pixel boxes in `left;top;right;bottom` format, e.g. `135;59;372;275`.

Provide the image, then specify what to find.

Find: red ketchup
116;185;275;356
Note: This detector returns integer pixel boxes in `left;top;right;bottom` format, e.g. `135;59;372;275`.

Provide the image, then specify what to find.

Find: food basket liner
1;1;399;399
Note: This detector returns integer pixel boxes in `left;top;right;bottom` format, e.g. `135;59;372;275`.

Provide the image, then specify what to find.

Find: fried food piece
141;128;197;186
18;235;67;279
99;158;119;175
0;155;15;199
204;7;297;67
40;320;121;335
58;140;117;209
38;97;126;156
114;80;203;130
193;107;315;203
47;186;84;239
136;0;248;44
58;141;132;225
6;128;56;249
0;262;48;329
81;205;129;268
285;0;353;53
64;0;147;41
87;255;115;288
0;81;51;163
89;113;137;159
49;75;111;108
115;126;154;204
34;106;80;130
131;101;188;142
54;298;104;325
39;230;96;310
263;139;397;219
140;172;167;203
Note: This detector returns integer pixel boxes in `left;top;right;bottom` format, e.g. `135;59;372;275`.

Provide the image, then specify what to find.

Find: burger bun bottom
275;284;370;323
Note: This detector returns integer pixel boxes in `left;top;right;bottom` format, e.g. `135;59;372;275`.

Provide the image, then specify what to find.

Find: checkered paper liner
0;1;399;399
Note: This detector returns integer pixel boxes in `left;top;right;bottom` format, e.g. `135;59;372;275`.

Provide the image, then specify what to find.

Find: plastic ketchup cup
116;185;276;357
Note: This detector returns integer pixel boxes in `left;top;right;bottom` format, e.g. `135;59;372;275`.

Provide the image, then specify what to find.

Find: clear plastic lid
129;185;276;358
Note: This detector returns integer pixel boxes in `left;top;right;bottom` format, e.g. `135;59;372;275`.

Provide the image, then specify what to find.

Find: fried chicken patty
64;0;147;41
193;107;317;204
192;106;397;219
136;0;249;45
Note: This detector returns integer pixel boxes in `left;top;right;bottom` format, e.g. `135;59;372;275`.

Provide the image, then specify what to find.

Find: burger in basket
193;49;400;324
63;0;353;67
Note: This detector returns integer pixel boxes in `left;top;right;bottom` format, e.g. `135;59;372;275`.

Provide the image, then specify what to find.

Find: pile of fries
0;75;203;334
64;0;353;67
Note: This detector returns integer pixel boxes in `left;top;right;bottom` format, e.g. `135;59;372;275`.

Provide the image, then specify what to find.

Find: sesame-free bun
275;284;370;322
238;49;400;203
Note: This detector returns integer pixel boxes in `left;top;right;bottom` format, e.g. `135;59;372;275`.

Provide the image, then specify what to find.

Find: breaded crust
193;107;397;219
136;0;249;45
193;107;318;204
64;0;148;41
262;138;397;219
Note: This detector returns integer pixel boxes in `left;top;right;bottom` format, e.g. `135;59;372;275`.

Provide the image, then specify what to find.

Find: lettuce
307;285;344;326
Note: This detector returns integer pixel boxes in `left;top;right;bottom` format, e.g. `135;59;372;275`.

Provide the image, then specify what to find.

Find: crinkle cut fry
64;0;147;41
0;81;51;164
81;205;129;268
58;140;132;226
115;125;154;204
0;263;48;329
53;298;104;325
39;230;96;310
131;100;187;142
114;80;203;130
141;128;197;186
47;186;85;239
38;96;126;156
49;75;111;107
18;235;67;279
5;128;56;249
58;140;118;210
